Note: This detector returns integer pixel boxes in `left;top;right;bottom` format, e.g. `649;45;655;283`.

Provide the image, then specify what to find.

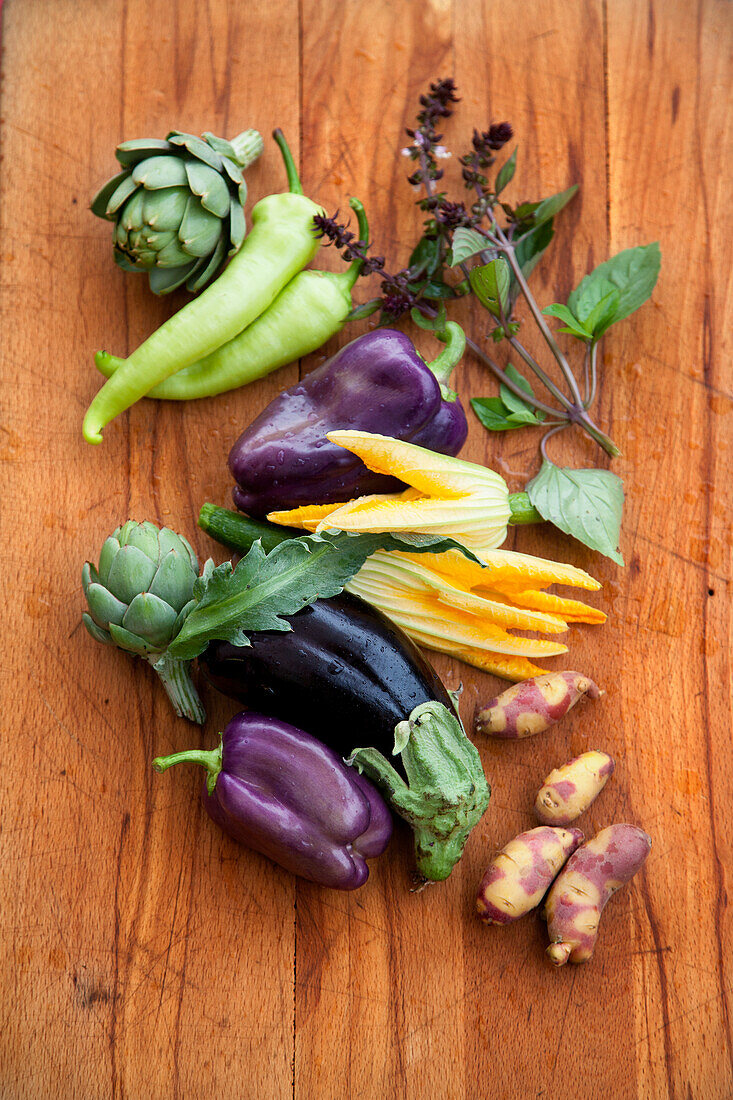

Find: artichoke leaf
91;169;132;219
122;592;179;648
155;234;198;267
176;195;221;257
105;174;138;219
108;622;155;657
82;613;114;647
167;131;223;172
187;236;226;293
86;582;127;628
119;188;146;233
132;155;188;190
98;536;120;584
149;549;197;611
143;229;178;252
105;545;158;603
122;520;163;560
203;132;241;163
228;197;246;254
184;160;230;218
142;186;189;231
148;260;200;295
81;561;100;597
115;137;174;167
221;156;245;187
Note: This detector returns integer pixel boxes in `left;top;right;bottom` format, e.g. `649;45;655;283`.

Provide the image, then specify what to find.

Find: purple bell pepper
152;711;392;890
228;323;468;516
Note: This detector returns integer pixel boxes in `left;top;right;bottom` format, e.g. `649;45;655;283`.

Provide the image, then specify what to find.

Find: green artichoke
91;128;264;295
82;521;205;723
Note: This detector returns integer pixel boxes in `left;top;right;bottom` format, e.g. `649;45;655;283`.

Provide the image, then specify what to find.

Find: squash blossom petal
269;430;512;554
267;432;606;682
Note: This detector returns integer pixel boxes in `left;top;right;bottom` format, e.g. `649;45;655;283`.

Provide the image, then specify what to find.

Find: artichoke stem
230;129;265;169
149;653;205;725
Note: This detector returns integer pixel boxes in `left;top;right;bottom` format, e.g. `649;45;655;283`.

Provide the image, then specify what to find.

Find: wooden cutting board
1;1;730;1096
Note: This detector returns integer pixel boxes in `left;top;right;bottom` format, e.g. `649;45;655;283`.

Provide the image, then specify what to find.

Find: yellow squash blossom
268;431;606;681
269;430;513;554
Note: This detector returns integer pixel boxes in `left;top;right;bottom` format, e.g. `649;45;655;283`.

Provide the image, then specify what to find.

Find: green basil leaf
500;364;546;422
469;258;511;317
583;287;621;339
471;395;541;432
507;219;556;308
408;235;442;278
495;147;517;195
527;461;624;564
471;397;527;431
450;227;488;266
346;297;382;321
511;201;540;222
532;185;578;228
542;303;592;340
514;219;554;280
567;242;661;330
421;279;457;300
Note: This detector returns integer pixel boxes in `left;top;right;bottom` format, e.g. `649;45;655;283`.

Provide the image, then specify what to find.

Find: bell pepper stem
149;653;206;725
507;492;543;526
272;129;303;196
152;738;223;796
424;322;466;396
342;197;370;290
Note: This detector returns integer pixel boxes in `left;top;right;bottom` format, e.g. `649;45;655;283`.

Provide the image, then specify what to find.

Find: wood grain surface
1;1;730;1097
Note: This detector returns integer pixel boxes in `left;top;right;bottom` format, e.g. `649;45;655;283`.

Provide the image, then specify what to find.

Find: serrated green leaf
449;227;488;266
495;148;517;195
567;242;661;333
469;258;511;317
168;531;481;659
532;185;578;228
526;460;624;564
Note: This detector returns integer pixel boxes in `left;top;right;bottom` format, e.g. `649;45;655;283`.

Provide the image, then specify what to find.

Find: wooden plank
298;6;463;1096
606;2;733;1096
0;1;300;1096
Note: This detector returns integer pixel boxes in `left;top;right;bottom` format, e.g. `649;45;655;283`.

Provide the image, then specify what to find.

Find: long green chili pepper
94;199;370;401
83;130;322;443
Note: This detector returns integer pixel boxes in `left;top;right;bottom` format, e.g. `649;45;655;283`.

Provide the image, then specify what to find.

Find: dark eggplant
199;590;455;761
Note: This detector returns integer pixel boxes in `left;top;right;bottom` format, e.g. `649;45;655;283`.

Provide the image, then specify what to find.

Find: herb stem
588;342;599;407
582;344;591;405
463;335;564;419
540;424;568;463
507;336;575;411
